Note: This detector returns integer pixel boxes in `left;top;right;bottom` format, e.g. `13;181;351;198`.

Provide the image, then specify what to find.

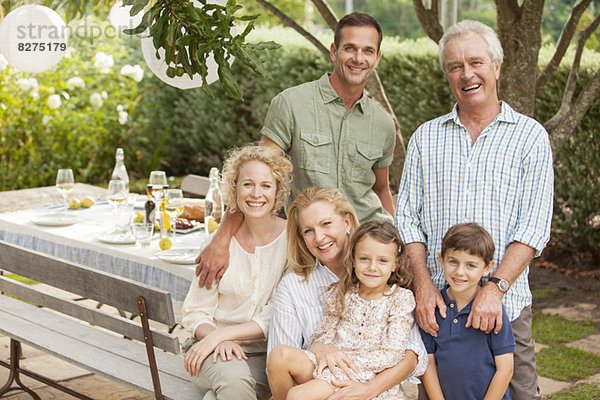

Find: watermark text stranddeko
13;19;138;44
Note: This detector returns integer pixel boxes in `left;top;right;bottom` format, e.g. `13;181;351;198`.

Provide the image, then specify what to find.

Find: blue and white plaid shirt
395;102;553;321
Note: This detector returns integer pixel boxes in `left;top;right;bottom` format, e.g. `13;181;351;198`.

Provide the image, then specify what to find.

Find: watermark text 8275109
17;43;67;52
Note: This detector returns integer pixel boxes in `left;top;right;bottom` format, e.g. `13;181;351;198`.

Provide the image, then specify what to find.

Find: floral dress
304;284;415;399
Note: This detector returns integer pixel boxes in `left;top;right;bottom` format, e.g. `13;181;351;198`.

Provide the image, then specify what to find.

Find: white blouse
181;229;288;353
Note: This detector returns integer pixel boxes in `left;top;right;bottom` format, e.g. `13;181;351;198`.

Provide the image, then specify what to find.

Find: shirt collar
318;73;368;114
441;100;517;127
441;284;474;315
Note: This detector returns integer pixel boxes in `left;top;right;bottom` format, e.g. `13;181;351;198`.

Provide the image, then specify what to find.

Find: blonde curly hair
221;145;292;216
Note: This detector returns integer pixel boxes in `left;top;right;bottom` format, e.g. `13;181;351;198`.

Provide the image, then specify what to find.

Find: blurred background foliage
0;1;598;265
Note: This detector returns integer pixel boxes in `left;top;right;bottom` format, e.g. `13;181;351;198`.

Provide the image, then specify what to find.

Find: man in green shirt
196;12;395;287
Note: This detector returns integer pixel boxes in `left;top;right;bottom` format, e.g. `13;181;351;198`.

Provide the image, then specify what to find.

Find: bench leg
0;339;42;400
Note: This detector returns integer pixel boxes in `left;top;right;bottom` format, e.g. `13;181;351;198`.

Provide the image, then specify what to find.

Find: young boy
420;223;515;400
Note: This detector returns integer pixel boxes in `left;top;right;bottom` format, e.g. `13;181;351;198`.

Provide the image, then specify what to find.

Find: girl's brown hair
331;221;412;317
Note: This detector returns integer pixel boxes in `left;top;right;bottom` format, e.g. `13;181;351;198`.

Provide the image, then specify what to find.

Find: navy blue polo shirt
420;286;515;400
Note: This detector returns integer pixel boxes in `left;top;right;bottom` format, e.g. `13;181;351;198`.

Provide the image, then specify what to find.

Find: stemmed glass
149;171;167;203
107;180;127;233
164;189;184;243
56;169;74;213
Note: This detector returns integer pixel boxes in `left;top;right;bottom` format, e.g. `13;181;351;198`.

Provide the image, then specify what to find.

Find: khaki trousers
184;337;270;400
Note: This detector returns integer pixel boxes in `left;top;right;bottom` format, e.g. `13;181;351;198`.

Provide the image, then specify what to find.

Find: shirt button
313;136;318;144
453;319;458;324
450;303;454;308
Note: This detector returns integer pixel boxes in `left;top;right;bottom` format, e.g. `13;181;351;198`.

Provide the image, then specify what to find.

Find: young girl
267;221;415;400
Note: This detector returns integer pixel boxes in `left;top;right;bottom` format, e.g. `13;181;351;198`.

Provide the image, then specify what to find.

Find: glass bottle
110;148;129;193
144;184;156;225
204;167;223;236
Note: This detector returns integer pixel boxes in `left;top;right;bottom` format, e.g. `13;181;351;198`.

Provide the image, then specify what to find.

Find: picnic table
0;184;205;303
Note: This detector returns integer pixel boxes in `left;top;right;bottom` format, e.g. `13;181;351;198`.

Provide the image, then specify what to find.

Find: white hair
438;20;504;72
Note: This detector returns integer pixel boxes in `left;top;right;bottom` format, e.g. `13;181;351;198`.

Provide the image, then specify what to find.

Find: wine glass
56;169;74;213
164;189;184;243
107;180;127;233
149;171;167;203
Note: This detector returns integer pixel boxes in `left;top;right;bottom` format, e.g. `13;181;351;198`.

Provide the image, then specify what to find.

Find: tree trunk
495;0;544;117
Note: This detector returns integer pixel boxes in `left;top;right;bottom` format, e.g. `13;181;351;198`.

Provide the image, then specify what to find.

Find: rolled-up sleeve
509;127;553;256
405;321;428;382
261;94;293;152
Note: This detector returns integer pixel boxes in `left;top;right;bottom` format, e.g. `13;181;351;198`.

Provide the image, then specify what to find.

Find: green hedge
1;29;598;264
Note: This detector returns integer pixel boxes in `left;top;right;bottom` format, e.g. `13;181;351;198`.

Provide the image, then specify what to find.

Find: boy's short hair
441;223;495;265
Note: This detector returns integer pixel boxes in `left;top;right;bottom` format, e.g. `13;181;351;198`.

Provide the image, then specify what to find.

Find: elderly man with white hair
395;20;553;400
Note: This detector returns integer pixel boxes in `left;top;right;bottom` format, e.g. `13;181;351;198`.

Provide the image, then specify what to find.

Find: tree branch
536;0;592;95
544;12;600;133
548;68;600;158
310;0;338;30
412;0;443;43
254;0;329;57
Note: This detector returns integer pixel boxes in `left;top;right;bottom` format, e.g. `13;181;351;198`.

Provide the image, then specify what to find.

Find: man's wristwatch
489;277;510;293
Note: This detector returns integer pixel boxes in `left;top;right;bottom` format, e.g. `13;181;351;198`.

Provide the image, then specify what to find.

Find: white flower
47;94;61;109
116;104;124;111
0;103;6;111
48;87;56;94
120;64;144;82
90;92;104;108
31;90;39;100
66;77;86;89
101;91;108;99
118;110;128;125
0;54;8;70
94;51;114;73
16;77;39;92
42;115;52;125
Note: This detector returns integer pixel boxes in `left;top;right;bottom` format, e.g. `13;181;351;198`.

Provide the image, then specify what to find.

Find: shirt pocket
300;130;332;174
352;143;382;184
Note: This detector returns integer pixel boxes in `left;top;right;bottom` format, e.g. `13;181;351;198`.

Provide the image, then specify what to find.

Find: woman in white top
182;145;292;400
267;187;427;398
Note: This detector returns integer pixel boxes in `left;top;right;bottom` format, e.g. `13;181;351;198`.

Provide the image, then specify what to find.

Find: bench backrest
0;240;180;354
181;174;210;197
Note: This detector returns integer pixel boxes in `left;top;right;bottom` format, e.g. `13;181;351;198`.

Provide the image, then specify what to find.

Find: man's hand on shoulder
414;279;446;337
466;282;503;334
195;234;230;289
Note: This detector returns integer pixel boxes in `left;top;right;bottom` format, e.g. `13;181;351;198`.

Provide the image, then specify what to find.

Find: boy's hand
466;282;503;334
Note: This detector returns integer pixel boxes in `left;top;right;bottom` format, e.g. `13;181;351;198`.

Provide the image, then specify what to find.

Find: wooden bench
0;240;203;400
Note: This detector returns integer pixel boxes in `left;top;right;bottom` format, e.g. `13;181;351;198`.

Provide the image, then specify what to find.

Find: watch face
499;280;509;292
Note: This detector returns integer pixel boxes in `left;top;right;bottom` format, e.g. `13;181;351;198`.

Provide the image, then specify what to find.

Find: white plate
156;248;200;265
175;220;203;234
31;213;79;226
97;232;136;244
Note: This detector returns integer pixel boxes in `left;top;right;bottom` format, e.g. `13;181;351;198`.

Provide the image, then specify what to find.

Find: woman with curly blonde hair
182;144;292;400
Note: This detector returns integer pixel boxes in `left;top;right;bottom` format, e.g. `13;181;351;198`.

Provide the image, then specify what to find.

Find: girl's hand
213;340;248;363
184;331;222;376
309;342;359;381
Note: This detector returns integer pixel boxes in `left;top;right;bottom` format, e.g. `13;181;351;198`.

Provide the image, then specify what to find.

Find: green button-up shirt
261;73;395;222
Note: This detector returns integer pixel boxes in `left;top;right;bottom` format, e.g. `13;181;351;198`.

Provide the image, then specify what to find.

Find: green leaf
130;0;149;16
